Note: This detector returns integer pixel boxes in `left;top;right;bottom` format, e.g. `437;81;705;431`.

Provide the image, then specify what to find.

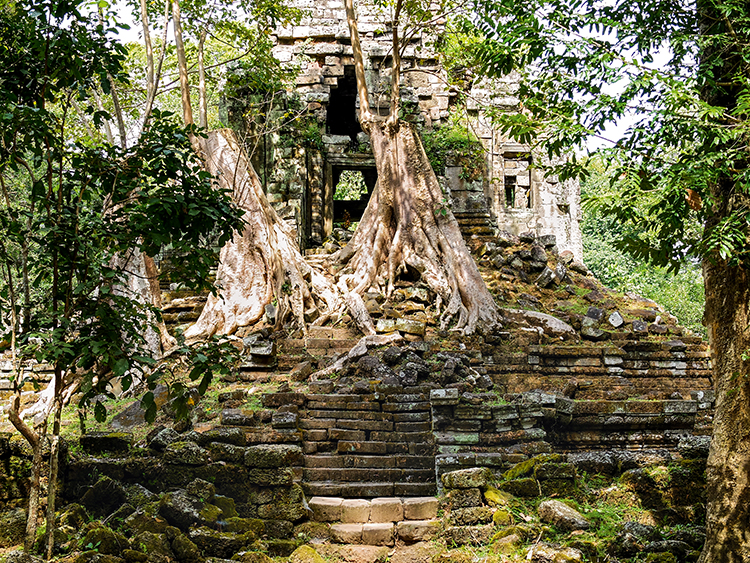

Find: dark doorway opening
327;66;363;142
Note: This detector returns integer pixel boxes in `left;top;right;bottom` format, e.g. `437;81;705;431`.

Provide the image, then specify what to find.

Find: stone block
309;497;343;522
430;388;460;405
447;488;483;509
396;519;441;542
442;524;494;546
441;467;492;489
449;506;494;526
331;523;363;544
341;499;371;523
362;523;394;546
370;498;403;523
403;497;438;520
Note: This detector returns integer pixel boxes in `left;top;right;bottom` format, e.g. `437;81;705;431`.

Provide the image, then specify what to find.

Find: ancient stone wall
227;0;583;255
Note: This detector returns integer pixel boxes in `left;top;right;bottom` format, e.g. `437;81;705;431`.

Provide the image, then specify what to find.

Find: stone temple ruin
226;0;582;257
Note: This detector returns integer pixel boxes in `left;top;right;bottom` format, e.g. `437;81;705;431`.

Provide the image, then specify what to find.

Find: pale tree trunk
140;0;155;100
172;0;194;127
92;89;115;145
142;0;171;131
111;247;176;355
184;129;342;341
198;29;208;129
336;0;502;335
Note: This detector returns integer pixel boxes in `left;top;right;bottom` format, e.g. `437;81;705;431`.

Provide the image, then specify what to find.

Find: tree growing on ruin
334;0;504;336
473;0;750;560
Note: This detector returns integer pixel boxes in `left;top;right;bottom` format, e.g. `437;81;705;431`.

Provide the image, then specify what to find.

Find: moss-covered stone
244;445;304;468
441;467;493;490
502;454;563;481
123;509;170;536
0;508;27;547
263;519;293;539
293;522;333;543
288;545;326;563
212;495;238;519
219;517;261;537
186;478;216;502
644;554;678;563
132;530;174;559
498;477;539;498
188;527;257;559
79;432;132;455
170;533;202;563
73;550;125;563
540;478;578;498
534;462;576;481
80;527;129;556
256;484;307;522
80;476;128;518
246;468;294;486
493;509;513;526
443;525;494;546
448;506;494;526
58;504;88;529
446;488;483;509
264;538;302;557
198;503;223;523
122;549;149;563
164;442;209;466
232;552;274;563
483;487;514;507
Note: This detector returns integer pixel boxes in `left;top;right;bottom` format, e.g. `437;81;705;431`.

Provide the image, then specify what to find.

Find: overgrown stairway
454;210;496;242
300;389;436;498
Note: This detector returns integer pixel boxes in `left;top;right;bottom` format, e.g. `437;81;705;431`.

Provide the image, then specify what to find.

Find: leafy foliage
473;0;750;271
0;0;244;411
422;112;486;181
334;170;368;201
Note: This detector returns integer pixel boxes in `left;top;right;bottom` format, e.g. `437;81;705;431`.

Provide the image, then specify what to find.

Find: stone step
309;497;439;523
303;481;437;498
305;455;423;469
303;467;435;483
303;481;396;498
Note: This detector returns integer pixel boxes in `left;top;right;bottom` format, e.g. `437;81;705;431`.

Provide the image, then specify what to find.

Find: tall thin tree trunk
141;0;170;131
140;0;155;99
198;29;208;129
172;0;194;127
92;89;115;145
45;391;62;560
108;73;128;148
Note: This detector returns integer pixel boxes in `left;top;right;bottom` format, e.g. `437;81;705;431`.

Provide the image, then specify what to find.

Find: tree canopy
473;1;750;561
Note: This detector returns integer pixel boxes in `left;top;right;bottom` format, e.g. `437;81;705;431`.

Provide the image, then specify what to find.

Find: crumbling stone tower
233;0;582;257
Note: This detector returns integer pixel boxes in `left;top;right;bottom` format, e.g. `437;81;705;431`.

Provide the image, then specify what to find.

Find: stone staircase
300;391;437;498
0;360;54;400
454;210;496;242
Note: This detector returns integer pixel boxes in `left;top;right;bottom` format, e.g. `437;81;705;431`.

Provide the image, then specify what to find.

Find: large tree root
184;129;343;341
333;120;503;336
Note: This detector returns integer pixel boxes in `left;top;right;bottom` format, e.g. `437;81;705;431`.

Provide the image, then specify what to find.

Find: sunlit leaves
473;0;750;270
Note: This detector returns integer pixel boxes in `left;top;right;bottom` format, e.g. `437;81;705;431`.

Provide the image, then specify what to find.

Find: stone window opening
503;155;532;210
332;166;378;227
505;176;517;208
